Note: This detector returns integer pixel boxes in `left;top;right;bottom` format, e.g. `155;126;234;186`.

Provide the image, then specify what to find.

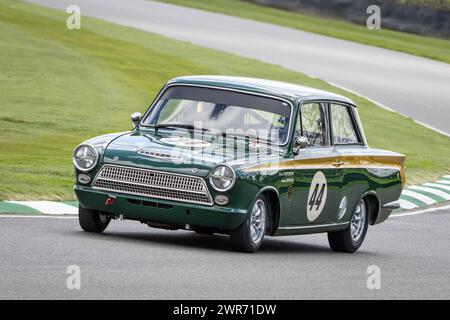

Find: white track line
390;204;450;218
401;190;436;205
5;201;77;215
1;203;448;220
2;180;450;220
0;215;77;219
327;81;395;112
2;202;449;220
423;182;450;191
397;199;418;209
409;186;450;200
326;81;450;137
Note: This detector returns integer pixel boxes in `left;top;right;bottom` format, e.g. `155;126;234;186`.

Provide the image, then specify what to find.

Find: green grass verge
157;0;450;64
0;0;449;200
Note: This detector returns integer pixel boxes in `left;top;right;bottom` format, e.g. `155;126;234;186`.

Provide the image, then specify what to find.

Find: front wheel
327;198;369;253
230;195;267;253
79;205;110;233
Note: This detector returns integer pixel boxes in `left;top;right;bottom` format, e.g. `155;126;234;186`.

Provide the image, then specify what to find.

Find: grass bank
157;0;450;64
0;0;449;200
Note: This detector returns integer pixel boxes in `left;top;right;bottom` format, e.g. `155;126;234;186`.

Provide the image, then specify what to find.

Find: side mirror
293;136;308;154
130;112;142;128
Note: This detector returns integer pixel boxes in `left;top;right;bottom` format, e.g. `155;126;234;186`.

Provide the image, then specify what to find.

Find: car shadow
69;228;343;254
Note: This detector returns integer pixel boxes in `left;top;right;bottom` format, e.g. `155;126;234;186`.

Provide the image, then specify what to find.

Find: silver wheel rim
350;199;366;242
250;199;266;244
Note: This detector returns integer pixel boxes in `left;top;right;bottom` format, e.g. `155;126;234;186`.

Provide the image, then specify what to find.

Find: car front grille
92;165;213;206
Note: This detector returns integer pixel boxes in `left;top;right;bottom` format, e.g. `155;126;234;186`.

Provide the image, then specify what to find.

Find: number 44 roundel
307;171;328;222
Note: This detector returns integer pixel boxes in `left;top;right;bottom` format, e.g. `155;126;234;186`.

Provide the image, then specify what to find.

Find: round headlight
209;165;236;192
73;144;98;172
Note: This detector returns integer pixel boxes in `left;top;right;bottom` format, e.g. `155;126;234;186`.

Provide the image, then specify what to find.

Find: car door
288;101;345;226
329;103;368;222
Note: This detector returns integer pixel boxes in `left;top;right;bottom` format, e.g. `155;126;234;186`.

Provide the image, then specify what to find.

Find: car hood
102;129;286;177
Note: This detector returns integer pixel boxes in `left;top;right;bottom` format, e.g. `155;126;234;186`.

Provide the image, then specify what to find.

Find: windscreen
142;86;291;145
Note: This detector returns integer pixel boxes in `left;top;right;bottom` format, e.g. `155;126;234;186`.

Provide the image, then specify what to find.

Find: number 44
308;183;325;211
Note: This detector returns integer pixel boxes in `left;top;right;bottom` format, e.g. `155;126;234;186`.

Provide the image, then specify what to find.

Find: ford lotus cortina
73;76;404;253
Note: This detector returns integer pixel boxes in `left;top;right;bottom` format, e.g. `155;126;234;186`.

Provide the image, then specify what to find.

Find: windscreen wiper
154;123;211;132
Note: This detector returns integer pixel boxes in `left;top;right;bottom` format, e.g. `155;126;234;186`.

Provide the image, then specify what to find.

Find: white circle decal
307;171;327;222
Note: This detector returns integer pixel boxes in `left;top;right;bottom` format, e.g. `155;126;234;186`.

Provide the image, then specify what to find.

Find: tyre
78;205;111;233
328;198;369;253
230;195;267;253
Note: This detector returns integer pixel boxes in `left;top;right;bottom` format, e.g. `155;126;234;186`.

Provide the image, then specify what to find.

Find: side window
330;104;359;144
297;103;328;147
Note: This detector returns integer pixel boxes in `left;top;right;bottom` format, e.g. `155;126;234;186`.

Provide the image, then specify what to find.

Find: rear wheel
230;195;267;253
327;198;369;253
78;205;110;233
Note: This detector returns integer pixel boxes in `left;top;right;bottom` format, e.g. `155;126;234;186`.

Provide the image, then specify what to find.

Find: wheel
327;198;369;253
78;205;110;233
230;195;267;253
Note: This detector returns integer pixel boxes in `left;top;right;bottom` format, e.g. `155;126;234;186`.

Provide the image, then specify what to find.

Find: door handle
332;159;345;167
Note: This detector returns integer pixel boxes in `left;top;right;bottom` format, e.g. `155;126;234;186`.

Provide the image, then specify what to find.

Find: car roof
168;75;356;106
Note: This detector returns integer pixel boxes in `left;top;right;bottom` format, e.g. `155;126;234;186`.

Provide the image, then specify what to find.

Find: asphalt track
25;0;450;135
0;207;449;299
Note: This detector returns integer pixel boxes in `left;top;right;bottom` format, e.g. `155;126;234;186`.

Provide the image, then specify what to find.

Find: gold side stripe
243;164;401;172
242;155;404;172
